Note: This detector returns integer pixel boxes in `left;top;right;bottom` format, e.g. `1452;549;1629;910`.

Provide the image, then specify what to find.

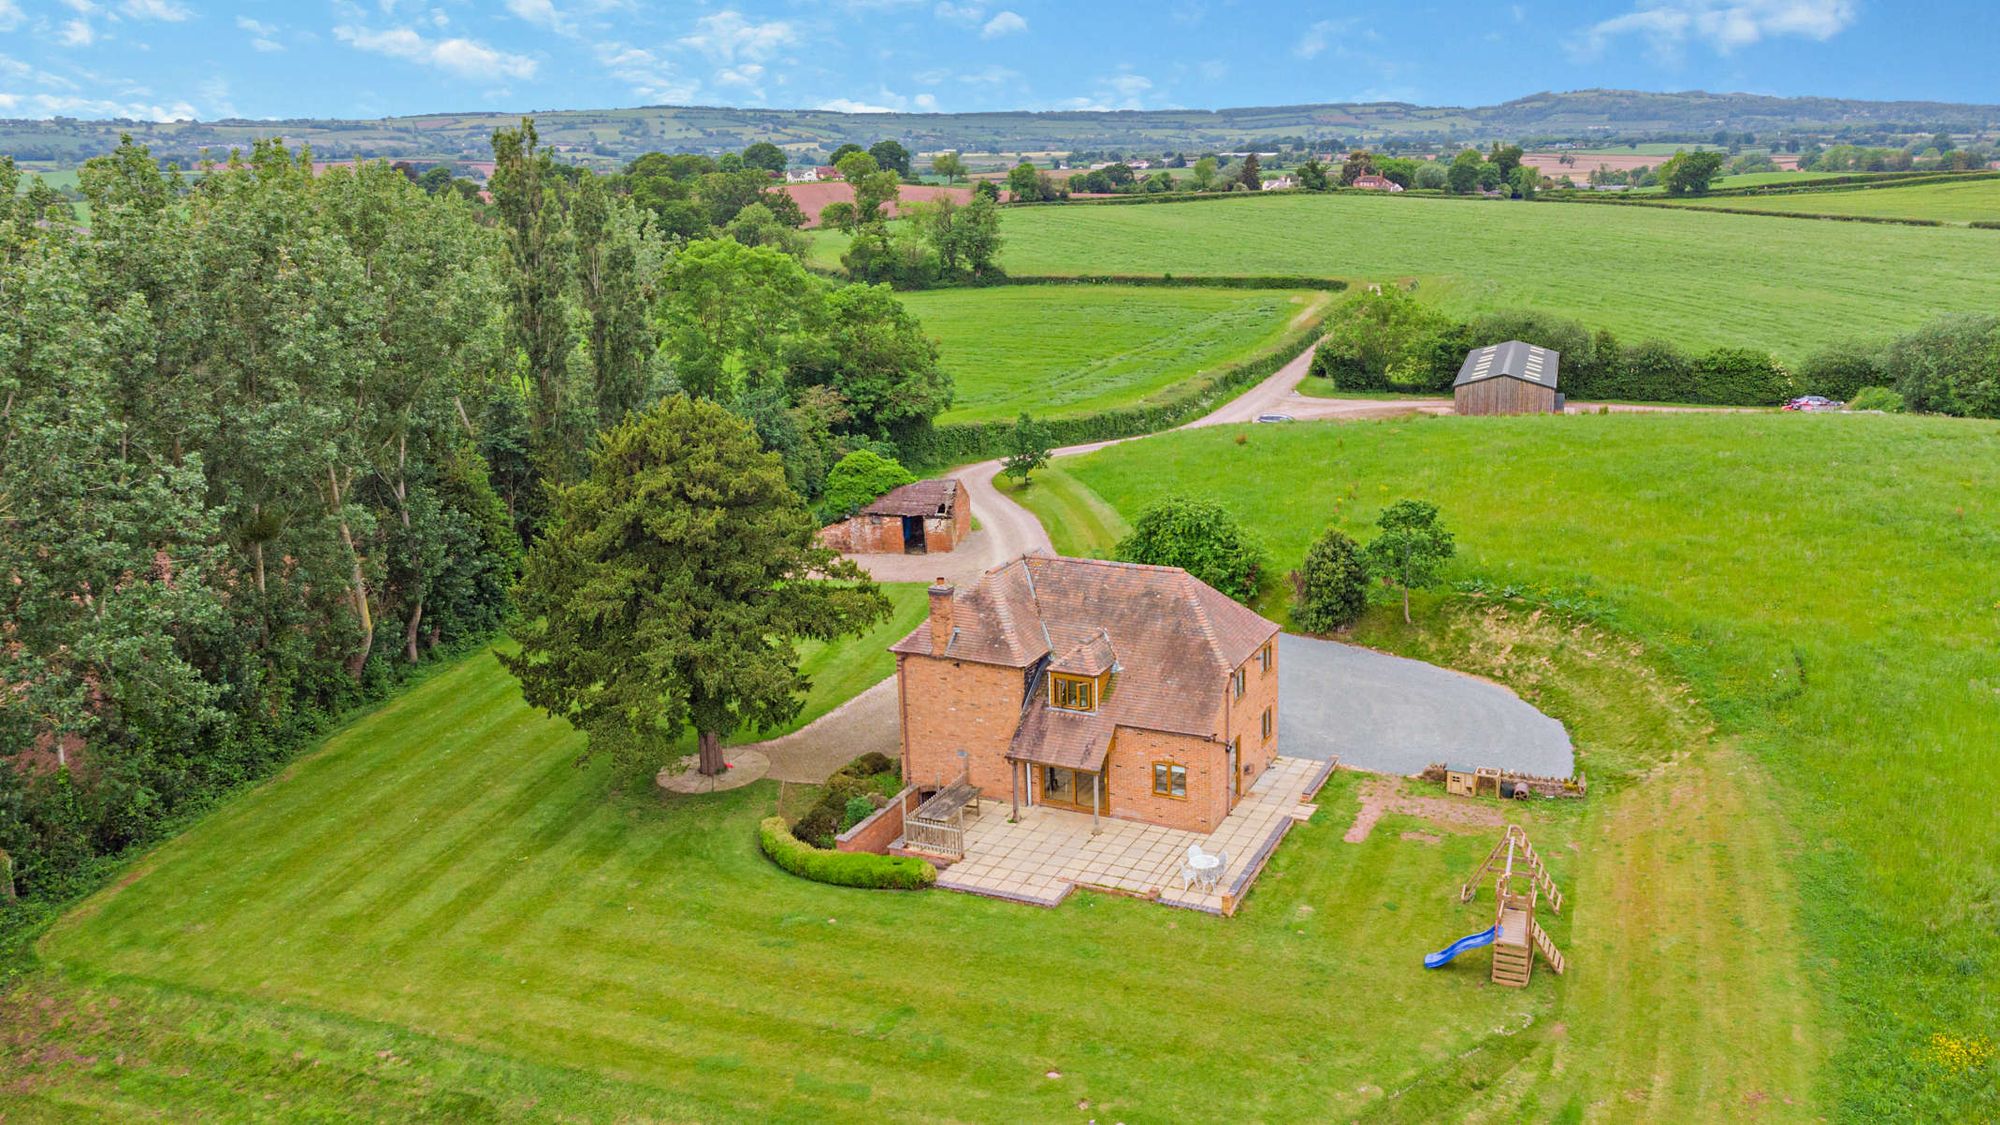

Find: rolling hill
6;88;1998;170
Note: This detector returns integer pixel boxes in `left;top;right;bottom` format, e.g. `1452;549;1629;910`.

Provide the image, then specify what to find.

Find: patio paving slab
933;756;1334;916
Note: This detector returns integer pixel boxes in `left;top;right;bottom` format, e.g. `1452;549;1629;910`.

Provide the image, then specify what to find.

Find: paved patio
933;756;1334;915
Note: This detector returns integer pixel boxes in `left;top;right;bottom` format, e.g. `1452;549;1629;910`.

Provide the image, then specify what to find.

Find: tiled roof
892;554;1279;740
859;478;959;518
1009;703;1115;770
1049;630;1116;676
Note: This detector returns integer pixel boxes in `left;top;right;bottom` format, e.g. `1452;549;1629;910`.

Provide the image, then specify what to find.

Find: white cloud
236;15;282;51
913;92;938;111
1574;0;1856;59
1059;70;1156;112
58;18;96;46
0;1;22;32
10;92;197;119
334;25;538;79
504;0;573;36
1296;17;1359;59
599;42;698;103
934;1;982;25
679;10;796;63
714;62;764;89
120;0;192;20
818;97;897;114
979;9;1025;38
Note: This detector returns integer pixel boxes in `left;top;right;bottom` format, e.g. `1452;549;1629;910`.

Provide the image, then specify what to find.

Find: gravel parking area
1276;634;1573;777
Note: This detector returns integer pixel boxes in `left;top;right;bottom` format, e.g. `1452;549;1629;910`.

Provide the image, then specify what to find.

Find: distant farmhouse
1351;174;1404;192
1454;341;1562;415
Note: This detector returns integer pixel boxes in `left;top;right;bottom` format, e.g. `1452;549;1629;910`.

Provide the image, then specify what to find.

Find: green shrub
1691;347;1796;405
758;817;936;889
1883;314;2000;419
1847;385;1906;412
832;752;896;780
1310;287;1465;392
841;795;876;831
1291;527;1368;633
1610;338;1698;402
1797;346;1886;400
1115;494;1268;601
819;450;916;521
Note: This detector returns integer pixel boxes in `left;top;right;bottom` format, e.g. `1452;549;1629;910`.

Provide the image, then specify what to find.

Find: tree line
0;119;958;904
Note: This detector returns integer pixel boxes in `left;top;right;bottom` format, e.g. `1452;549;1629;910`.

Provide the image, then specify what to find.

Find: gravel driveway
1275;634;1573;777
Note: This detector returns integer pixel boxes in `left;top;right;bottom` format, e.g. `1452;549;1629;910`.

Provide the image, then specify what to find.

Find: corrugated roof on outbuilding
1454;341;1560;389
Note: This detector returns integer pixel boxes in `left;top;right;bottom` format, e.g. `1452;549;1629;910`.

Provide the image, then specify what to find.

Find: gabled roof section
891;554;1280;740
1049;630;1116;677
1454;341;1560;390
858;478;959;518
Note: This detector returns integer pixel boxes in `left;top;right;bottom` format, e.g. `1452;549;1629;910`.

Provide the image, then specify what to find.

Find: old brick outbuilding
820;478;969;555
890;554;1282;835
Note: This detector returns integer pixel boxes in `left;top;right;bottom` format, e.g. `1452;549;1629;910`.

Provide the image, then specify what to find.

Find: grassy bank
1654;176;2000;224
9;575;1825;1119
902;285;1328;425
1017;410;2000;1120
990;193;2000;356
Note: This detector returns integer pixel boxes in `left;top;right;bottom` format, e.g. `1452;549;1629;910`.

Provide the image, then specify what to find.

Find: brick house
819;478;970;555
891;554;1281;834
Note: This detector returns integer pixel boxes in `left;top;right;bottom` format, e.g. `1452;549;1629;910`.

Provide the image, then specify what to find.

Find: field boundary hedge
1538;192;1968;228
757;816;936;889
914;272;1349;292
899;303;1332;469
1693;170;2000;199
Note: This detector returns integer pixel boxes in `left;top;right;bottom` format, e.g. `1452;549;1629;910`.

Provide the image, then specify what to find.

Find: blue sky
0;1;1994;122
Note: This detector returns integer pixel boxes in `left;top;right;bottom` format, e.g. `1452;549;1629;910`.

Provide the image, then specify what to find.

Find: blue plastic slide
1424;925;1500;969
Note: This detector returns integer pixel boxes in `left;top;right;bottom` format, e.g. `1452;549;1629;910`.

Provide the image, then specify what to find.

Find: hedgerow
758;817;936;890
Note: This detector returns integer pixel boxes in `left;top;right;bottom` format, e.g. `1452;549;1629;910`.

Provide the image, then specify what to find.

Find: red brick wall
836;786;919;854
897;653;1027;795
819;515;907;554
1227;638;1282;798
1104;728;1228;833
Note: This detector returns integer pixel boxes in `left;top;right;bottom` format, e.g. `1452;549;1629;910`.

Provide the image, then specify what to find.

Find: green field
902;285;1327;425
14;535;1830;1120
1657;176;2000;223
1015;411;2000;1120
1629;170;1846;192
989;193;2000;356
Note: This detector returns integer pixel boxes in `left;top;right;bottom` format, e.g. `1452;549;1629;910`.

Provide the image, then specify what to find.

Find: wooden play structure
1426;762;1587;800
1455;824;1568;987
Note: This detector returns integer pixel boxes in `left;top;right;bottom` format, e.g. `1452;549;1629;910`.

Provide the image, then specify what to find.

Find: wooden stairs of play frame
1463;824;1569;988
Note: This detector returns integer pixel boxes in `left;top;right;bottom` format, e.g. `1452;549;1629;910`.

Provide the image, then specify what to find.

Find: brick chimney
928;577;954;654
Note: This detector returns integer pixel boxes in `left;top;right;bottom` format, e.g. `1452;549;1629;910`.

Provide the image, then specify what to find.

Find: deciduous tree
1365;499;1456;624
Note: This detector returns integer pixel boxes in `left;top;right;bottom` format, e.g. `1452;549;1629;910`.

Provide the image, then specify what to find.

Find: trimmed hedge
920;273;1347;292
1310;298;1800;406
758;817;937;889
899;313;1333;469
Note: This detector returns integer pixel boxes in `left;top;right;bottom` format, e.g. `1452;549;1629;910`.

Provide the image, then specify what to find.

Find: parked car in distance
1783;395;1842;412
1255;413;1295;423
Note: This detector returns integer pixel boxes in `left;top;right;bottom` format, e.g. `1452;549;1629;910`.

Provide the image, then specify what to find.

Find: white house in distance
1261;175;1297;190
1352;174;1404;192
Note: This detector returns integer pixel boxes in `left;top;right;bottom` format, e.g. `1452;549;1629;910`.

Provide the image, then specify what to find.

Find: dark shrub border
758;816;936;889
923;273;1347;292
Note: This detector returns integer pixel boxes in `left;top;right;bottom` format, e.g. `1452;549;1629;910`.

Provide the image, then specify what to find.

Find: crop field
901;285;1327;425
1015;410;2000;1120
1656;176;2000;223
991;193;2000;356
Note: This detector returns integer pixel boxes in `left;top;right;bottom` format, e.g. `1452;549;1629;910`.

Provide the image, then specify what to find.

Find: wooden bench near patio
903;778;982;861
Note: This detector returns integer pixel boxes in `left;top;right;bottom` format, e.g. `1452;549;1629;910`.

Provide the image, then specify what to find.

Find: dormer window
1050;673;1097;712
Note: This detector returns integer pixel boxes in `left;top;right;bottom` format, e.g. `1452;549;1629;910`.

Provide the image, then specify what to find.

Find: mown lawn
1017;410;2000;1120
1656;176;2000;224
991;193;2000;356
902;285;1327;425
19;644;1575;1121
